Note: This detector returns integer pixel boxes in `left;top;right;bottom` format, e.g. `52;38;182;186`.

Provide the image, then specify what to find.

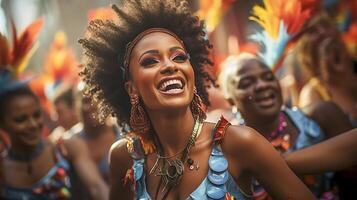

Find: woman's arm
285;128;357;175
223;125;316;200
64;137;109;200
108;139;134;200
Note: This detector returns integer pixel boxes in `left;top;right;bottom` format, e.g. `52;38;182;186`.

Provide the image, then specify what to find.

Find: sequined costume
126;117;252;200
1;148;72;200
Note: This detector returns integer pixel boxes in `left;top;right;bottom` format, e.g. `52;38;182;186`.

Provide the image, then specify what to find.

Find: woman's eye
140;58;158;67
263;72;275;81
14;116;26;123
33;111;42;119
172;54;188;62
238;79;252;89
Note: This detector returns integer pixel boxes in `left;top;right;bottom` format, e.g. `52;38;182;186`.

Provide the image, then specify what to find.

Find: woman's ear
125;81;138;97
227;97;235;107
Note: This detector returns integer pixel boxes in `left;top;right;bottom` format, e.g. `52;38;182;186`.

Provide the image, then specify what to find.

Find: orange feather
10;17;44;71
0;34;10;67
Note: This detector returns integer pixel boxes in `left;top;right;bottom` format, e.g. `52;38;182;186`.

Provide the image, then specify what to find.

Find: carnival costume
125;116;252;200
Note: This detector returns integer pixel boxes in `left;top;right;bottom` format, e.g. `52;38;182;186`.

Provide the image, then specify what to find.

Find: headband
122;28;185;80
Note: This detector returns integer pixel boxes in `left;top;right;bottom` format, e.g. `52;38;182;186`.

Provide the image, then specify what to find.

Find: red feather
10;17;44;69
0;34;10;67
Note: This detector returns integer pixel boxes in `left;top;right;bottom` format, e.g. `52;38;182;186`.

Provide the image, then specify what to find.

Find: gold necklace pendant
149;118;202;196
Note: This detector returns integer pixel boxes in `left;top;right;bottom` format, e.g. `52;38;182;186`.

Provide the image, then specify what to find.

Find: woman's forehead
236;59;269;76
132;32;185;54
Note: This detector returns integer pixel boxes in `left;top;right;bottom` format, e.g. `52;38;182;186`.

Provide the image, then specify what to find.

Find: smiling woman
79;0;316;200
219;53;353;199
0;18;108;200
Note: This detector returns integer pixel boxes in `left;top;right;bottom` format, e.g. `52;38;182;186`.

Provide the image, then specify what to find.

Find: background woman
219;53;353;199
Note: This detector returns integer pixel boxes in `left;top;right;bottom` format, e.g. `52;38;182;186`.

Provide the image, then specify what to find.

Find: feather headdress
197;0;236;32
43;31;79;100
0;17;44;95
249;0;316;72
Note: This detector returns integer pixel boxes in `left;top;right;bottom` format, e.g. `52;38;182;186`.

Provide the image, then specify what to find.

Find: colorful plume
43;31;79;100
87;6;118;22
0;17;44;77
249;0;315;72
197;0;236;32
343;22;357;57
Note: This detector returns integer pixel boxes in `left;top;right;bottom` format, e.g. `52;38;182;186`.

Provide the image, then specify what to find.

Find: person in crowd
0;17;108;199
74;87;121;183
50;86;82;140
79;1;316;199
297;13;357;127
0;78;109;199
219;52;353;199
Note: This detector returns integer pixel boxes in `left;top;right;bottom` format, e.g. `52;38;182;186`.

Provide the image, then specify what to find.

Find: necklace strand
150;118;202;199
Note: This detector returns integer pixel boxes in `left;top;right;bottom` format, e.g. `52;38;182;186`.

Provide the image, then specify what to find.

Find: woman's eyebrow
139;49;160;61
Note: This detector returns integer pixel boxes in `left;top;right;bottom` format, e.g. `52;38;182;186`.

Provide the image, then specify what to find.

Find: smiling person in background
220;53;353;199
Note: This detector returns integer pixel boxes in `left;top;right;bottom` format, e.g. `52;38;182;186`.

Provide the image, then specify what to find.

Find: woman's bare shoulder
109;138;133;169
224;125;262;150
221;125;273;167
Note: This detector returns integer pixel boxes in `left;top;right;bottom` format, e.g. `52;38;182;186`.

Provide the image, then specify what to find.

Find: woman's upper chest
4;145;56;187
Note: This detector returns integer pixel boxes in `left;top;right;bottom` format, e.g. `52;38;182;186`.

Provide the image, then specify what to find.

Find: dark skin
109;32;315;200
75;95;117;181
224;56;352;144
0;94;109;200
299;36;357;122
54;100;79;131
285;128;357;174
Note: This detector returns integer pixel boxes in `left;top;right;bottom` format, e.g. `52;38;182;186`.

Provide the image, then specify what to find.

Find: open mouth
254;92;276;108
158;78;185;94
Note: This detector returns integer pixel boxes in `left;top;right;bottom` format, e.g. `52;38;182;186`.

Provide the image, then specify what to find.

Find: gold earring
129;94;151;134
191;87;206;120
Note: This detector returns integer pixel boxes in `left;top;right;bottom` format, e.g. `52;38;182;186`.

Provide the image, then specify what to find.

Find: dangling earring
130;94;151;134
191;87;206;120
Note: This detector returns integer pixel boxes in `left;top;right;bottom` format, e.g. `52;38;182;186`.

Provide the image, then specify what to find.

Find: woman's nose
254;78;270;91
160;60;178;74
27;117;42;131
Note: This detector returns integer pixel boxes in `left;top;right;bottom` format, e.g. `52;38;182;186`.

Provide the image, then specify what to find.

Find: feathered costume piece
249;0;316;72
42;31;79;100
337;0;357;57
0;17;44;95
87;6;118;22
197;0;236;32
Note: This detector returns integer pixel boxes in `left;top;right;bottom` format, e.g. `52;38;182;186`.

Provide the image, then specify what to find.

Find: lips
157;77;185;94
254;92;276;108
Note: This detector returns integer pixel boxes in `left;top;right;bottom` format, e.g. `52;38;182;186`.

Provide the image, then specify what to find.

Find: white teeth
159;79;183;91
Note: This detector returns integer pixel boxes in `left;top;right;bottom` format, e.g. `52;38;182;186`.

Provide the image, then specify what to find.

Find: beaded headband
122;28;185;80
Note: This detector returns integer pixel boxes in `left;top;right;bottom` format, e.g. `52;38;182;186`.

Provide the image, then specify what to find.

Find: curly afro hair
79;0;215;128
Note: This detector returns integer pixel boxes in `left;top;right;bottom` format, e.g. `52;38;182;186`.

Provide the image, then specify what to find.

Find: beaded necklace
150;118;202;200
268;113;290;152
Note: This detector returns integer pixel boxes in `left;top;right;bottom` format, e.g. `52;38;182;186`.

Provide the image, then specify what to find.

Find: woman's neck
83;123;112;139
244;113;280;139
9;139;45;161
147;107;195;157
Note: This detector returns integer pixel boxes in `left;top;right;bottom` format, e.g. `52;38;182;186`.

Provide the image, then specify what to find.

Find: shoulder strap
211;115;231;145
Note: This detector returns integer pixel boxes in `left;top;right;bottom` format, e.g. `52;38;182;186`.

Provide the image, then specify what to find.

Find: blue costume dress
127;117;252;200
1;148;72;200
